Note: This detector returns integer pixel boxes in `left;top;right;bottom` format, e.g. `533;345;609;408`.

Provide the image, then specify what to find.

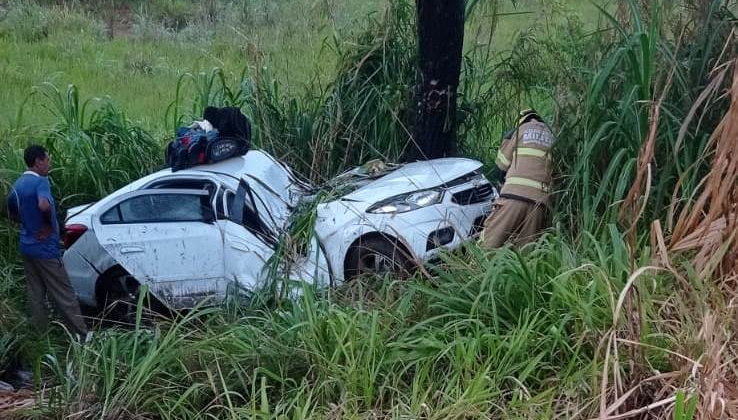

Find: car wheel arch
94;265;140;306
342;232;417;281
94;265;170;323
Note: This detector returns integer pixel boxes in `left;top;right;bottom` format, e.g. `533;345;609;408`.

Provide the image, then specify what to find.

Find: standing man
6;144;88;339
481;109;555;248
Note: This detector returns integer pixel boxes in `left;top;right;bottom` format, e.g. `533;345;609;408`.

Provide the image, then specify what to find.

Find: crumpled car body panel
64;149;495;308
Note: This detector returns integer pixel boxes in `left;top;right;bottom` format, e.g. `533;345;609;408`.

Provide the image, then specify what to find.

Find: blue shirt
6;172;61;259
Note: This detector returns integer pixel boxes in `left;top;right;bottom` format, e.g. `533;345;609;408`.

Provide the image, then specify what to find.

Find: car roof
162;149;280;178
70;150;288;217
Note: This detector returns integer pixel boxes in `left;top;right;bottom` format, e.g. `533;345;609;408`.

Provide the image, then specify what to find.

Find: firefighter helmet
518;108;541;125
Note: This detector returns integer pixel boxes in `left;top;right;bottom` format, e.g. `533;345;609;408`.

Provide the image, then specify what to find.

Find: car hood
340;157;483;204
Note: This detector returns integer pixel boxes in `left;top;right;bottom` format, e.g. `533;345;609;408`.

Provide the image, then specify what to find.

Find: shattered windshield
317;159;402;197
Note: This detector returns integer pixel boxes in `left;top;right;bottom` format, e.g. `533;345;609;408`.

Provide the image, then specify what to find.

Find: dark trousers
22;256;87;336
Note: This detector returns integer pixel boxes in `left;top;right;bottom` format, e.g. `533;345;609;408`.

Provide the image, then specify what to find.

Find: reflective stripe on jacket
495;120;555;205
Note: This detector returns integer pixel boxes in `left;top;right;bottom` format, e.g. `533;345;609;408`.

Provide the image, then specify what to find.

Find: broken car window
101;193;211;224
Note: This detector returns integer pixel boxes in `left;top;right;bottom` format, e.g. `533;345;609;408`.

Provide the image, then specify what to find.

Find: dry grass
666;51;737;420
599;31;738;420
670;48;738;279
620;66;675;249
0;389;35;414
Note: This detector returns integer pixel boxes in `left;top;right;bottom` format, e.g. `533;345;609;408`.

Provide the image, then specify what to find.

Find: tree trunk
405;0;465;161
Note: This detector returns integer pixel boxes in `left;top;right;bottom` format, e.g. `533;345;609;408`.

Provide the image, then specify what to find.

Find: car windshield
313;160;401;198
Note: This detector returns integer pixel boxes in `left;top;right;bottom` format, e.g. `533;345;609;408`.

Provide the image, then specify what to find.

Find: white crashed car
62;149;496;314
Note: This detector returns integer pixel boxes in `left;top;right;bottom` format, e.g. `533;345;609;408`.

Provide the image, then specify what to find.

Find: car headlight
367;189;444;214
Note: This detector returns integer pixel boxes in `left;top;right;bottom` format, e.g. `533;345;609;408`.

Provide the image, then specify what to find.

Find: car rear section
60;168;215;308
61;150;312;309
62;209;115;307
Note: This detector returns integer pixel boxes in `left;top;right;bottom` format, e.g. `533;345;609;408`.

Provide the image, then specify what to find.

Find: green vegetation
1;0;737;418
0;0;382;128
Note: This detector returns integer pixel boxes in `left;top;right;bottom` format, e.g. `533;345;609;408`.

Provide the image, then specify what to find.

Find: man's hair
23;144;48;168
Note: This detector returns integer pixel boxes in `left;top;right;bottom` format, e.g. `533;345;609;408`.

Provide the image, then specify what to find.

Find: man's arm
35;197;54;241
492;128;516;187
36;182;54;241
495;130;516;170
6;190;20;223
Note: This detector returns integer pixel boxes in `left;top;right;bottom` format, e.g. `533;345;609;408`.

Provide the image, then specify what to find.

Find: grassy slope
0;0;380;130
0;0;603;131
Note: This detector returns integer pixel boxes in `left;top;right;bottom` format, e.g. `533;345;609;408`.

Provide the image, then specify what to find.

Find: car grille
469;214;487;236
452;183;494;205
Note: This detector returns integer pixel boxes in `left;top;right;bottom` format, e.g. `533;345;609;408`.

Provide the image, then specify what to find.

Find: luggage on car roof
165;106;251;171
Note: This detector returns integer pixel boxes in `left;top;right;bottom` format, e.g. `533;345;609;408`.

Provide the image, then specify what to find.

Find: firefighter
481;109;555;248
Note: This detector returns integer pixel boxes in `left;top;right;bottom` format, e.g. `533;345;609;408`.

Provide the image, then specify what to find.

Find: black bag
165;107;251;171
203;106;251;163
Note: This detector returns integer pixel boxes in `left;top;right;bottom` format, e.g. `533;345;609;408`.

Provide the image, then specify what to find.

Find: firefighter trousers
480;197;547;249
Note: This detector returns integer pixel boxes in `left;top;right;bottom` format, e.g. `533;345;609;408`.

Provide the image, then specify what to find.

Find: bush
0;1;107;42
0;1;51;42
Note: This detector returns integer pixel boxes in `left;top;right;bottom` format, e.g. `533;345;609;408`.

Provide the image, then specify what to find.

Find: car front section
313;161;497;282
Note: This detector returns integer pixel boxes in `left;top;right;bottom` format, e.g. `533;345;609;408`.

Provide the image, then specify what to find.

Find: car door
91;188;227;308
217;183;277;294
221;180;332;296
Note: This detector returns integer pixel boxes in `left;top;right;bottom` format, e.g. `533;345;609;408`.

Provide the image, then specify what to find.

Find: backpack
165;107;251;171
165;126;219;171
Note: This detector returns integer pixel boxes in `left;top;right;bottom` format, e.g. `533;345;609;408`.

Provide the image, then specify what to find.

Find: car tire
97;268;146;326
344;237;415;281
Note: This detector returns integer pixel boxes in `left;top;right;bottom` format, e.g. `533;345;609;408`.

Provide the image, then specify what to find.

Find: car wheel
344;237;415;281
97;268;144;326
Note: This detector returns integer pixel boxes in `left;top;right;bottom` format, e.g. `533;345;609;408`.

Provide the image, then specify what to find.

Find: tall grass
164;0;580;182
161;0;417;182
27;222;723;419
30;230;654;419
10;83;162;207
1;1;737;419
553;0;735;238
